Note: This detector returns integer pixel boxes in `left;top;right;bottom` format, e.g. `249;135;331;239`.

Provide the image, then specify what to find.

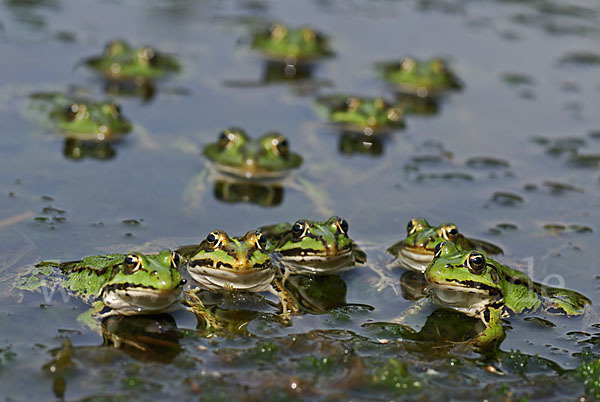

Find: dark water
1;0;600;400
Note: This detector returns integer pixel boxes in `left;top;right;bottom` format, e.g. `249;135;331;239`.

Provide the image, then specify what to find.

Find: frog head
425;242;504;317
377;57;461;97
251;23;333;63
388;217;471;273
100;249;185;315
202;127;303;179
316;95;405;135
84;39;180;80
52;99;132;141
185;230;275;293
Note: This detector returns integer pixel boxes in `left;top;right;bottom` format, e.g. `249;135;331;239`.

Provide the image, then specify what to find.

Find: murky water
1;0;600;400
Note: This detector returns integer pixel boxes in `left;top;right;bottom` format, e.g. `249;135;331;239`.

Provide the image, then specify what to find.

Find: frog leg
269;281;297;318
390;297;436;332
472;307;506;347
76;300;107;333
183;290;222;330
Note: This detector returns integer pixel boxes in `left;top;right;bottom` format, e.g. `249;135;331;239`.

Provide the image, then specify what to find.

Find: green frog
424;241;591;346
84;39;181;81
251;23;333;64
315;94;405;135
376;57;461;97
258;216;367;276
15;249;186;320
30;92;132;141
386;217;503;273
175;230;293;315
185;127;332;214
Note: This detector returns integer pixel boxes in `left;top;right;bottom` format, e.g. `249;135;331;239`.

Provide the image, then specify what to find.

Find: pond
1;0;600;400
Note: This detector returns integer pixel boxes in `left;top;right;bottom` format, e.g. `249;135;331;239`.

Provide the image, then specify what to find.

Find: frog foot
271;281;298;318
184;290;223;330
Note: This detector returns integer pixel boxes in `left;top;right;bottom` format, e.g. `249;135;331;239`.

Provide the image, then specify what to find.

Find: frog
376;57;462;97
29;92;132;141
258;216;367;277
315;94;405;135
83;39;181;82
251;23;333;64
15;249;186;323
386;217;503;273
184;127;333;215
175;230;294;315
423;241;591;346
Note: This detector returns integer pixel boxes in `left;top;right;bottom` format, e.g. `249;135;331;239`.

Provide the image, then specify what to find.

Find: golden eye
66;103;85;121
256;232;268;249
270;24;286;40
336;217;348;234
466;252;486;274
433;242;445;258
400;57;416;72
206;231;221;248
124;254;141;274
442;224;459;241
302;28;315;42
292;221;307;239
138;47;156;65
170;252;181;268
407;219;418;235
217;128;244;150
346;97;360;111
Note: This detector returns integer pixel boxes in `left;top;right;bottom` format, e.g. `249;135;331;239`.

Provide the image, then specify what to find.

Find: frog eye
218;128;244;150
441;224;459;241
124;254;141;273
334;217;348;234
407;219;418;235
301;27;315;42
256;232;268;249
346;97;360;111
170;252;181;268
206;231;222;248
270;23;287;40
272;136;289;157
292;221;307;239
138;47;156;65
466;252;486;274
400;57;416;72
66;103;85;121
433;242;445;258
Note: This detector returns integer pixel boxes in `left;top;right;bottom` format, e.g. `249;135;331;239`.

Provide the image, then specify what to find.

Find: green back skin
316;95;405;133
377;57;461;95
18;250;183;304
251;23;333;62
259;216;359;261
30;92;132;140
84;39;181;80
202;127;303;179
387;217;502;267
176;230;271;272
426;242;590;317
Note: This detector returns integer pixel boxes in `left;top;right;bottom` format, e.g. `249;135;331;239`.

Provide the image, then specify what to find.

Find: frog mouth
275;249;356;274
392;246;434;273
210;162;296;181
101;286;184;315
427;280;501;317
187;265;275;293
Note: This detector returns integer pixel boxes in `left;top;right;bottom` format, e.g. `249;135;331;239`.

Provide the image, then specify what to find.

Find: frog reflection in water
30;92;132;141
83;39;181;101
259;216;367;279
185;127;331;213
399;242;591;346
376;57;462;97
15;250;186;325
176;230;294;316
63;138;116;161
316;95;405;136
386;217;503;273
339;132;384;157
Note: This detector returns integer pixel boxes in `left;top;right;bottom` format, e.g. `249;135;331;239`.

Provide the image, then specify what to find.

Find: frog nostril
151;270;158;276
